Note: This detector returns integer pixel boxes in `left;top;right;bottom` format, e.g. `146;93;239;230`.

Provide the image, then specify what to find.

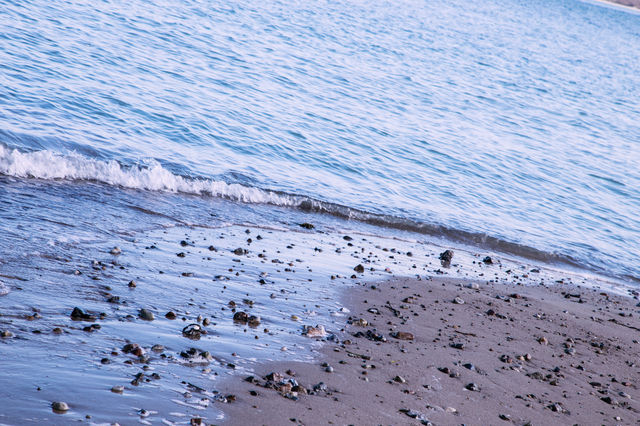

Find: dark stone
482;256;493;264
70;307;95;321
439;250;454;262
354;264;365;273
299;223;315;229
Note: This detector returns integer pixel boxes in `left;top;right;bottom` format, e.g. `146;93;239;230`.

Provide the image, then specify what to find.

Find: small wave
0;145;297;204
0;146;631;282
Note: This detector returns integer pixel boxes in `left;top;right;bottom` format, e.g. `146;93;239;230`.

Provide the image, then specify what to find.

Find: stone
482;256;493;264
247;315;261;327
165;311;177;320
110;247;121;255
182;324;204;340
233;311;249;322
391;331;414;340
151;344;164;352
453;297;465;304
232;248;247;256
466;283;480;290
70;307;95;321
202;318;211;326
354;264;365;273
51;401;69;412
111;385;124;394
299;223;315;229
138;309;154;321
303;325;327;338
394;375;406;383
439;250;454;263
1;330;13;338
465;383;480;391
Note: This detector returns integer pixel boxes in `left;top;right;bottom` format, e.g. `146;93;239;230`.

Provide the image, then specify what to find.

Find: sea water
0;0;639;422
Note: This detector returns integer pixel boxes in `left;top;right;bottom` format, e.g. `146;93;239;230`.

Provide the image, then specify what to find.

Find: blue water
1;0;639;281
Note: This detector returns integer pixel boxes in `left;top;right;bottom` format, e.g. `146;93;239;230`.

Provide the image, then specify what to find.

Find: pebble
109;247;121;255
453;297;465;304
182;324;204;340
394;375;406;383
70;307;95;321
111;385;124;394
151;344;165;352
51;401;69;412
439;250;454;263
1;330;13;338
165;311;177;320
202;317;211;326
353;264;365;273
303;325;327;338
391;331;414;340
465;383;480;391
466;283;480;290
138;309;154;321
325;366;334;373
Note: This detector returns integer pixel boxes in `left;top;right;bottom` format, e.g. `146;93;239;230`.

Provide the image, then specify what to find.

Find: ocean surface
1;0;639;282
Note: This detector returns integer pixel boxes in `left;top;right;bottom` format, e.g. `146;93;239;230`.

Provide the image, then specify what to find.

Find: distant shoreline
587;0;640;12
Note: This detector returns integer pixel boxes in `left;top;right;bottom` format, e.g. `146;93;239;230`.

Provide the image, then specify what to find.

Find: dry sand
220;276;640;425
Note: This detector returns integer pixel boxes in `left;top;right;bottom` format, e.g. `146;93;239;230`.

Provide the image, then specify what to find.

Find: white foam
0;146;297;205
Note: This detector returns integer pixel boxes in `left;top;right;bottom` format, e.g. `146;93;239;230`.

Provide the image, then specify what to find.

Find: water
1;0;639;281
1;0;639;421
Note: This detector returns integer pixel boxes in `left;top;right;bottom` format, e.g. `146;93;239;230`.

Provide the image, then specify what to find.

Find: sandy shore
220;276;640;425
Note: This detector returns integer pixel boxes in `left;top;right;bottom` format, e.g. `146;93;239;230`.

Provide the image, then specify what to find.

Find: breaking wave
0;145;633;281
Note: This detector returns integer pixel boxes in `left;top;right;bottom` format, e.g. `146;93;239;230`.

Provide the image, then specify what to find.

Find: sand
219;276;640;425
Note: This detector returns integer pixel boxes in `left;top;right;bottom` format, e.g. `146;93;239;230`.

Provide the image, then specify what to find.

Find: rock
538;336;548;345
138;309;154;321
1;330;13;338
232;248;247;256
180;347;213;363
177;252;186;258
122;343;144;356
299;223;315;229
52;327;63;335
354;264;365;273
394;375;406;383
128;280;136;288
453;297;465;305
180;240;189;246
463;363;476;371
111;385;124;394
353;318;368;327
450;342;465;350
51;401;69;412
439;250;454;263
547;402;566;413
247;315;261;327
233;311;249;322
165;311;177;320
482;256;493;264
466;283;480;290
202;318;211;326
465;382;480;391
182;324;204;340
343;236;353;241
499;354;513;363
110;247;121;255
391;331;414;340
303;325;327;338
325;366;334;373
151;344;164;352
70;307;95;321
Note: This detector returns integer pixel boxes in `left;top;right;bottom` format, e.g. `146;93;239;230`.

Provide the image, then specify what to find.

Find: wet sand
220;276;640;425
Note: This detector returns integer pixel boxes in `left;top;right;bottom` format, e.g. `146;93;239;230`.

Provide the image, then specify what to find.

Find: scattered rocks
233;311;261;326
122;343;144;357
180;347;213;364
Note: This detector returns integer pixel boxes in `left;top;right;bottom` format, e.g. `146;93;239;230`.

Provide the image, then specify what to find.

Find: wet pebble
111;385;124;394
138;309;154;321
51;401;69;412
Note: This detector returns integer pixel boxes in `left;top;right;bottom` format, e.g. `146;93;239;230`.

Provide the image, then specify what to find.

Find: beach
220;275;640;425
1;212;638;424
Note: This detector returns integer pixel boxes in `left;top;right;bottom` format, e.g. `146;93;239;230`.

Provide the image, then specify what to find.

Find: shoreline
219;276;640;425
